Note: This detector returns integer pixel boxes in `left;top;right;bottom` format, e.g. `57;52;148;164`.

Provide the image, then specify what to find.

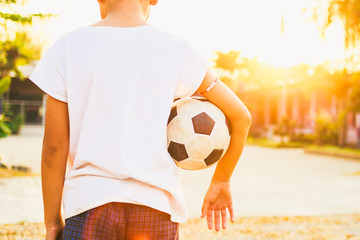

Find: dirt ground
0;214;359;240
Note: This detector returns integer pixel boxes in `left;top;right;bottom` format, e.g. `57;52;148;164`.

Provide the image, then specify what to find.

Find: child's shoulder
48;25;191;54
45;30;79;54
147;26;192;50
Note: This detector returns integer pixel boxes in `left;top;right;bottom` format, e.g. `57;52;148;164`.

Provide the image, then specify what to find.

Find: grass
247;137;360;161
246;137;309;149
304;145;360;160
0;168;37;178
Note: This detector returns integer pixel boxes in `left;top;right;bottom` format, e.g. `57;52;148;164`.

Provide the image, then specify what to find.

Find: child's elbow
241;109;252;127
227;104;251;128
233;104;251;126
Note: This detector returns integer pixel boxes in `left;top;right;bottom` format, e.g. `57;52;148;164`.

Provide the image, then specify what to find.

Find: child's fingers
221;208;227;229
214;210;221;231
201;201;210;218
228;204;235;222
207;210;213;230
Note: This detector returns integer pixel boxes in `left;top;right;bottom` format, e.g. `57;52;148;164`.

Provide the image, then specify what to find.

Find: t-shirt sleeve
29;43;68;103
175;41;210;98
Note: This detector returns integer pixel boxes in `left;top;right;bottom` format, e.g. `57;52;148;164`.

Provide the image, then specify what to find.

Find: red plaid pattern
63;202;179;240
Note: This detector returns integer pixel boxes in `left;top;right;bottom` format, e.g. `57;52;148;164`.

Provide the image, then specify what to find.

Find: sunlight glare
21;0;345;68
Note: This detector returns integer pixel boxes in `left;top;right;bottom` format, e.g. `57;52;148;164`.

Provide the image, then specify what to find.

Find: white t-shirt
29;24;209;223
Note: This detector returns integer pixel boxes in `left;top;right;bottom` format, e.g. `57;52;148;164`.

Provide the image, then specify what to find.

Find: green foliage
0;114;11;138
0;12;51;24
273;116;296;139
292;133;315;143
0;76;11;93
246;137;308;148
305;144;360;160
314;111;338;146
0;0;18;4
6;113;24;134
1;103;24;135
0;33;41;80
0;0;52;94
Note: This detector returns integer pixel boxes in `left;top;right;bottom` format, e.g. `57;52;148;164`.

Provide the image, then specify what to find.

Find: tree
212;51;280;92
213;50;242;74
327;0;360;49
309;0;360;49
310;0;360;146
349;72;360;112
325;0;360;146
0;0;51;137
212;51;244;92
0;0;50;95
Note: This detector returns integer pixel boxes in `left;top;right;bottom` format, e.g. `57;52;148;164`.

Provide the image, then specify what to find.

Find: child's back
31;24;208;223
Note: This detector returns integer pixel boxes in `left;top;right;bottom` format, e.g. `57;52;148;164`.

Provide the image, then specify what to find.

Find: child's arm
197;70;251;231
41;95;69;239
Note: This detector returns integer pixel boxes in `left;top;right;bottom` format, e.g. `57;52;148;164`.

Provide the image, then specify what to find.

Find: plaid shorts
62;202;179;240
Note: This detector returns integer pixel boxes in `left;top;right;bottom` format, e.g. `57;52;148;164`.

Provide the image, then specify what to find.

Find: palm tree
310;0;360;146
327;0;360;49
212;51;245;93
213;50;242;74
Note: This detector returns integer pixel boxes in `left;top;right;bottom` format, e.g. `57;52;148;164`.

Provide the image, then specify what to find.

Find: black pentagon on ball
168;141;189;162
192;112;215;135
204;149;224;166
167;105;178;125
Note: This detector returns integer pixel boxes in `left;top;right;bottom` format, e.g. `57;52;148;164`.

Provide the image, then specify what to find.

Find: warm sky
22;0;345;68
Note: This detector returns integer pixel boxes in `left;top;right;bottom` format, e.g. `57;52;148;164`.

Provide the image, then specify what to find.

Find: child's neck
94;3;148;28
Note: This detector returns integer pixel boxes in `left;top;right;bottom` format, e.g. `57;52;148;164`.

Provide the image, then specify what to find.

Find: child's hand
201;180;235;231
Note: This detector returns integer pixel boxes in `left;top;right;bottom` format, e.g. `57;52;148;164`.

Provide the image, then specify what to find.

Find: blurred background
1;0;360;239
1;0;360;149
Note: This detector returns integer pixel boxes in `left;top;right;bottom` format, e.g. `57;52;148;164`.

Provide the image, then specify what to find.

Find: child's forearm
212;117;251;183
41;144;68;228
197;72;252;183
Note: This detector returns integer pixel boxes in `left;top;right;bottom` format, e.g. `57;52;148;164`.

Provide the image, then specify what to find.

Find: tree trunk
337;98;347;147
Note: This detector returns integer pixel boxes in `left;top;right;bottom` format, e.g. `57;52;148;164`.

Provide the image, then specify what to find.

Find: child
29;0;251;239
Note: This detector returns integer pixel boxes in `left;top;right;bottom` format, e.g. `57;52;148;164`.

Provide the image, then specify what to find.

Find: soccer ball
167;96;231;170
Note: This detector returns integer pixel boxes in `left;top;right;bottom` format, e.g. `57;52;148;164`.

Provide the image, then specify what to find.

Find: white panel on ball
177;158;207;170
186;135;213;160
177;98;205;118
202;101;226;122
167;116;194;144
210;122;231;149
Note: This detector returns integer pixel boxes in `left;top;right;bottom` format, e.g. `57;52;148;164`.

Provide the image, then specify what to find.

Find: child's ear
150;0;158;6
